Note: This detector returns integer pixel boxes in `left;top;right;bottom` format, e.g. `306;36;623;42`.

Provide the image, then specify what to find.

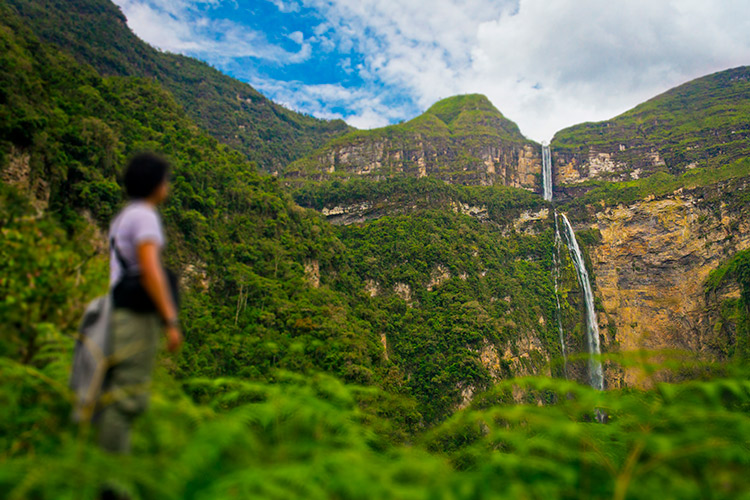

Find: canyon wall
581;177;750;384
291;137;541;189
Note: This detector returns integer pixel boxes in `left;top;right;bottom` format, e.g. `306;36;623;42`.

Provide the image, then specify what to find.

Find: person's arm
137;241;183;352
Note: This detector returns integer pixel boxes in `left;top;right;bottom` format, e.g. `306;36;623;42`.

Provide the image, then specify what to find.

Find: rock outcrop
1;147;49;214
285;94;542;191
553;147;666;185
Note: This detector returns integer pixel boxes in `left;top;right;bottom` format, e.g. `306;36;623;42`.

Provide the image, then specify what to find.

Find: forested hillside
0;0;402;389
2;0;750;498
5;0;352;171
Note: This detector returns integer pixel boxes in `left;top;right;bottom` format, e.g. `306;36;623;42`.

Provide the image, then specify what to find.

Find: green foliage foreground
2;346;749;500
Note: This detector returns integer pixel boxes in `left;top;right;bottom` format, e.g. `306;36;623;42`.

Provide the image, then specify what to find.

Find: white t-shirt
109;201;165;286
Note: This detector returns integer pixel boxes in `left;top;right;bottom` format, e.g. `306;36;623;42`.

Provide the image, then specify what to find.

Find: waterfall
542;143;602;389
553;213;568;378
543;144;567;376
559;213;604;391
542;143;553;202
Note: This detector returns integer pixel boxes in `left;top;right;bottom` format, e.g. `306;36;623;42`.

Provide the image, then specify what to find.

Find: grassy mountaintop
425;94;527;140
5;0;352;171
297;93;531;154
328;93;528;144
551;66;750;186
285;94;541;189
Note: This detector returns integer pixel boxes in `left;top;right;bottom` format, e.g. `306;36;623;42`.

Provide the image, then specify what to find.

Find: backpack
111;236;180;313
69;294;113;423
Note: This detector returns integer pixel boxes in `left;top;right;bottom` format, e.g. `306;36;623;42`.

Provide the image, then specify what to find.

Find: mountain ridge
551;65;750;190
5;0;353;171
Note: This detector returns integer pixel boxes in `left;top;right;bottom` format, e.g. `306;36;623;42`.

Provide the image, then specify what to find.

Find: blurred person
98;152;182;462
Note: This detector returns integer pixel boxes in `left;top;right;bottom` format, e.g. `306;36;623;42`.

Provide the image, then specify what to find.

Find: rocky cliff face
551;66;750;187
285;94;542;191
581;177;750;385
552;146;667;185
288;68;750;397
297;138;540;189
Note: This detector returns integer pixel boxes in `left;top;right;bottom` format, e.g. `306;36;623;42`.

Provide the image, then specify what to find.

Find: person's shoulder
119;202;161;229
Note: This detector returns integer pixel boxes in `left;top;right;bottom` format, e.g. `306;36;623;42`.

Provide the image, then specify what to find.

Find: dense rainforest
1;0;749;498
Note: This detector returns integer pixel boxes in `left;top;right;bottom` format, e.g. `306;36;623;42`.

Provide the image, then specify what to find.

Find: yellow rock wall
588;193;750;385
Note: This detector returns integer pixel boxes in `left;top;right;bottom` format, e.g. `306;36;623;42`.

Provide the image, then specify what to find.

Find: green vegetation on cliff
293;176;545;218
6;0;352;171
561;157;750;211
705;249;750;361
552;66;750;183
338;210;559;421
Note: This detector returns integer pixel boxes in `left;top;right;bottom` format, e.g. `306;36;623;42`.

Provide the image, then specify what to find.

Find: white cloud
468;0;750;140
267;0;301;14
296;0;750;140
113;0;311;63
248;79;402;129
113;0;750;141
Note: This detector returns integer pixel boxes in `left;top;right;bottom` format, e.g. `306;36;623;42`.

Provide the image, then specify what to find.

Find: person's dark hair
123;152;170;199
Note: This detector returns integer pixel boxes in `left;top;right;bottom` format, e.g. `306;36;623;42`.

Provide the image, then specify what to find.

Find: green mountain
5;0;352;171
2;1;750;498
285;94;542;191
552;66;750;190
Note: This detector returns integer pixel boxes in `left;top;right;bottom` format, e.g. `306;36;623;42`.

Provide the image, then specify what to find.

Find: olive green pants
97;309;161;454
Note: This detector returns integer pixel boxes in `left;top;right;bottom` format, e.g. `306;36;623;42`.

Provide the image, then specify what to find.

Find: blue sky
113;0;750;141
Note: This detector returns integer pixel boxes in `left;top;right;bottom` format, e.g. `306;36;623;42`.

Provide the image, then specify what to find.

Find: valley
1;1;748;498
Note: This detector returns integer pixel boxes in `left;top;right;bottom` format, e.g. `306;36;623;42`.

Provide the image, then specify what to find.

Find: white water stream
559;213;604;390
553;213;568;378
543;144;604;390
542;143;553;202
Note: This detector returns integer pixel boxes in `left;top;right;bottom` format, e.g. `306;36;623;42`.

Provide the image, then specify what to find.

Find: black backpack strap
110;236;130;272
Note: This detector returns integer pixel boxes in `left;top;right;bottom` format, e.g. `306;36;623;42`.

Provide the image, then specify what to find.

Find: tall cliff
565;176;750;385
285;95;542;190
532;66;750;386
551;66;750;188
